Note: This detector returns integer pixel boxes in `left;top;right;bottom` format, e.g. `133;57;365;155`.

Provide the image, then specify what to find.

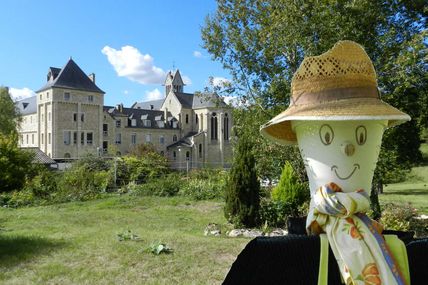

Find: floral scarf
307;182;408;285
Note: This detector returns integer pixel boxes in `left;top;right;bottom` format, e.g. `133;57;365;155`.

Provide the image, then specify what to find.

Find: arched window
173;151;177;160
199;144;202;158
195;114;198;124
211;112;218;140
64;153;71;158
186;151;190;161
185;114;189;124
173;135;177;142
224;113;229;141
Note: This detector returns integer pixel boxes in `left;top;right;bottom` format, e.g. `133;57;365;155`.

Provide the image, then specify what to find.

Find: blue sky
0;0;230;106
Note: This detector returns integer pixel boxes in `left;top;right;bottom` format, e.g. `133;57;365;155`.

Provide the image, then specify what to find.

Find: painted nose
341;141;355;156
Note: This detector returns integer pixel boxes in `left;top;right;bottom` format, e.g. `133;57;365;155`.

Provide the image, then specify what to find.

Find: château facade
17;59;233;169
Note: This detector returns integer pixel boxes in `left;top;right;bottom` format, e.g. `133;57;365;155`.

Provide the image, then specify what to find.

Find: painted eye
319;124;334;145
355;126;367;145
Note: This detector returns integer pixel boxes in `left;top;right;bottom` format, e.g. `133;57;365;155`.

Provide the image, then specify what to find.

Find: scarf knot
307;182;407;285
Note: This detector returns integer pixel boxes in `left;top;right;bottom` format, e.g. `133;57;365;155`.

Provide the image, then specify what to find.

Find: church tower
163;69;185;95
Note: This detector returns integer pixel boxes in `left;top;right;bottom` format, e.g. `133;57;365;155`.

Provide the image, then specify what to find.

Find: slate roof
37;59;104;94
192;92;227;109
23;147;57;165
103;106;177;129
131;99;165;110
166;132;199;149
16;96;37;115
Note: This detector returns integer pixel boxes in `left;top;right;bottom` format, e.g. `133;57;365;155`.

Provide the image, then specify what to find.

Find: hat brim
260;98;411;145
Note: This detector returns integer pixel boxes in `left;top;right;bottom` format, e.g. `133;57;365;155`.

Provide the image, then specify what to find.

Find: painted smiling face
292;120;387;195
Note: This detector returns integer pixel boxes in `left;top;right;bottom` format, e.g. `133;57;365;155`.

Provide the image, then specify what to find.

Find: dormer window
131;119;137;127
143;120;151;127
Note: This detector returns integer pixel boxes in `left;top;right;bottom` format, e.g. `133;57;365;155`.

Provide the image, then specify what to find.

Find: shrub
0;190;35;207
180;169;227;200
271;161;309;217
380;203;428;238
132;173;182;197
24;168;58;199
224;135;260;227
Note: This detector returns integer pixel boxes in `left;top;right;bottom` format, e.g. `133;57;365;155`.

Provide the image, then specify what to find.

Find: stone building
17;58;233;169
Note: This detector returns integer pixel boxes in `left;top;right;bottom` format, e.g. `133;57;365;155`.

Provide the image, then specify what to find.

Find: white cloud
193;51;203;58
212;77;231;88
102;45;166;84
9;87;35;101
182;75;192;85
145;88;163;101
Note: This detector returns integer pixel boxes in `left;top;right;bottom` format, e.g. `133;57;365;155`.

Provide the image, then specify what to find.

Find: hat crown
291;41;377;100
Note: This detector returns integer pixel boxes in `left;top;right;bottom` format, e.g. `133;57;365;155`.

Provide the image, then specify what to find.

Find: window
145;134;151;143
26;134;29;144
88;95;94;102
186;151;190;161
173;121;178;128
131;119;137;127
131;133;136;145
103;141;108;153
73;113;77;122
64;92;70;101
116;120;121;127
40;94;42;100
224;113;229;141
81;113;85;122
159;135;165;145
196;114;198;124
64;153;71;158
48;112;51;121
73;131;78;144
32;134;34;144
41;133;44;144
173;151;177;160
47;92;49;99
199;144;202;158
64;131;71;145
115;133;121;144
185;114;189;124
48;133;51;144
211;113;218;140
87;132;93;145
173;135;177;142
157;121;165;128
103;124;108;136
143;119;151;127
81;132;85;145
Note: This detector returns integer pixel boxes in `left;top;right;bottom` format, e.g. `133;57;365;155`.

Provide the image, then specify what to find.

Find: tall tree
0;87;21;135
0;87;34;193
202;0;427;178
225;133;260;227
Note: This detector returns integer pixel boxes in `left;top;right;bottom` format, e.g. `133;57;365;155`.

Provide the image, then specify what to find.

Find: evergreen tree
225;135;260;227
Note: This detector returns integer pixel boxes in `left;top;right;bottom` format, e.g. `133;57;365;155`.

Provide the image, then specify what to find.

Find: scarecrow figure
224;41;427;285
261;41;411;284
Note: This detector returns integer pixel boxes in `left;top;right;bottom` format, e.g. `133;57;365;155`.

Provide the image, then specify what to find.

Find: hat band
291;86;379;106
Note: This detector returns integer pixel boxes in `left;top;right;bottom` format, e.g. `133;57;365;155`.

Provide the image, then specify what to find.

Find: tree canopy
202;0;427;180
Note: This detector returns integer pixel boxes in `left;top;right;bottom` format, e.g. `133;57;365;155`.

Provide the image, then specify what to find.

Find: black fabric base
223;235;428;285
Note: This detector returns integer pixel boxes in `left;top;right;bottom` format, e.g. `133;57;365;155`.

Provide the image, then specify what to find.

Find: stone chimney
116;103;123;113
88;73;96;83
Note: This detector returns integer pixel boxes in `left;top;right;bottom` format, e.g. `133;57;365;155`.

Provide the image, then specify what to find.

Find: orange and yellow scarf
307;183;408;285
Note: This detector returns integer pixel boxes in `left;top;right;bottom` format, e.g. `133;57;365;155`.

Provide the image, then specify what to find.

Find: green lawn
380;144;428;214
0;196;247;285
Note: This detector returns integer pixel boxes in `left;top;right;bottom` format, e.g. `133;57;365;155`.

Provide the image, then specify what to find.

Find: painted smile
331;164;360;180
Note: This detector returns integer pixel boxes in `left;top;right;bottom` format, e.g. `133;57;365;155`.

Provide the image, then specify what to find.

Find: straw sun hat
260;40;410;145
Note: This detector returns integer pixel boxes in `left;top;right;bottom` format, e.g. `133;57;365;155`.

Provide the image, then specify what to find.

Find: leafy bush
259;199;310;228
132;173;182;197
0;189;35;207
271;161;310;217
380;203;428;238
180;169;227;200
24;168;58;199
56;163;111;202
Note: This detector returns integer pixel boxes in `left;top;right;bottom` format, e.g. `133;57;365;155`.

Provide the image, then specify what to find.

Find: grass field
380;144;428;214
0;196;248;285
